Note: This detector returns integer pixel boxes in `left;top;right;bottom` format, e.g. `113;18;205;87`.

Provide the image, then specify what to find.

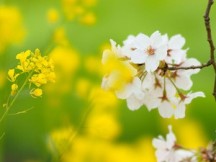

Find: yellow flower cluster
8;49;55;97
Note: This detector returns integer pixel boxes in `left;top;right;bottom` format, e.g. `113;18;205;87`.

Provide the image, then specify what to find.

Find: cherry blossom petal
136;33;150;48
184;91;205;104
155;44;168;60
130;49;147;64
166;125;176;149
145;56;160;72
126;94;143;110
174;103;186;119
168;34;185;49
165;79;177;97
143;95;160;110
175;75;193;90
169;49;187;64
152;138;167;150
123;35;136;46
142;73;155;90
150;31;163;48
181;58;201;75
158;101;174;118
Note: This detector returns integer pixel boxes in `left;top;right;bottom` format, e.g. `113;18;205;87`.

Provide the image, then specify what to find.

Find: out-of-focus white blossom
116;77;145;110
152;125;197;162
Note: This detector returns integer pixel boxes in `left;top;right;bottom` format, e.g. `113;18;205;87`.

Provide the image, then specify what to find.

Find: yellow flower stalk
0;48;56;123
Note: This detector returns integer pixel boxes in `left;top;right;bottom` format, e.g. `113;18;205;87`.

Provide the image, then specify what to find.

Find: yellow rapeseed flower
11;83;18;96
30;88;43;98
9;49;56;98
29;73;47;87
8;69;19;82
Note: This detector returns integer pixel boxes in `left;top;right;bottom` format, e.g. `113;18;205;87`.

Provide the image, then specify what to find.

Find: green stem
0;72;33;123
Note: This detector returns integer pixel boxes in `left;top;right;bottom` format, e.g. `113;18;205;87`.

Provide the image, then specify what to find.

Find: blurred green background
0;0;216;161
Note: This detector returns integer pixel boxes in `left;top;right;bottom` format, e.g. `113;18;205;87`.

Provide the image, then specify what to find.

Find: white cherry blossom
116;77;145;110
101;31;205;119
152;125;177;162
165;34;188;64
122;31;167;72
170;58;201;90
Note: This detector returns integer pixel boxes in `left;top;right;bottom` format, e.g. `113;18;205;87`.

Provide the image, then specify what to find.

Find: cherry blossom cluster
102;31;205;119
153;125;216;162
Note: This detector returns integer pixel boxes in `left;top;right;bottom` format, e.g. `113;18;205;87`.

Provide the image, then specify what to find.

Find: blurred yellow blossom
45;46;80;108
102;48;137;91
84;56;102;74
0;5;25;53
0;70;6;88
162;119;208;149
48;127;74;155
49;46;79;74
75;78;92;98
86;113;121;140
175;120;208;149
79;12;96;25
47;8;59;24
83;0;97;7
61;0;97;25
53;27;70;46
89;86;118;111
63;136;112;162
138;138;156;162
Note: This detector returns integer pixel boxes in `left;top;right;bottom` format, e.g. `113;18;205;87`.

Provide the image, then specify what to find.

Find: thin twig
161;60;212;71
204;0;216;99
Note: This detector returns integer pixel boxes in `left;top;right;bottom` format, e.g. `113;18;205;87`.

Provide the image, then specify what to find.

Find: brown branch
204;0;216;99
160;60;212;71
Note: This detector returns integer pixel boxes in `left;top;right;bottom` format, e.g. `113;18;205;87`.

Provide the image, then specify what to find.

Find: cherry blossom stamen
146;46;155;55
